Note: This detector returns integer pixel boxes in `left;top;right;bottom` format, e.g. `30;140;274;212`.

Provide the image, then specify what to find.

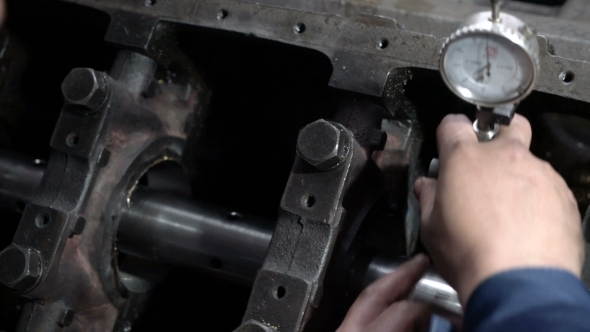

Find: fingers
414;177;437;223
437;114;533;155
436;114;477;158
365;301;432;332
496;114;532;147
360;254;430;306
339;254;430;331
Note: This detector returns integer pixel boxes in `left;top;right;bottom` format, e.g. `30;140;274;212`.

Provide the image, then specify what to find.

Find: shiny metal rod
363;254;462;316
119;192;461;316
0;149;45;213
119;188;273;283
474;108;499;141
491;0;503;22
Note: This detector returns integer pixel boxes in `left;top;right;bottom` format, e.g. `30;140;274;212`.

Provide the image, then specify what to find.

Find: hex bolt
296;119;351;171
61;68;109;111
0;244;42;291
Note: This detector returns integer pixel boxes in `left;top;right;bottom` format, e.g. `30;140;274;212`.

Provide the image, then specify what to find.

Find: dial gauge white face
442;33;535;106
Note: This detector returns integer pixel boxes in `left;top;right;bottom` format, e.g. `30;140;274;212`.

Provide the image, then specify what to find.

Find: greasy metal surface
238;122;368;331
372;119;422;255
0;149;44;213
559;0;590;22
0;152;462;321
9;49;207;331
0;244;42;292
296;120;351;171
61;68;109;111
119;188;272;283
63;0;590;102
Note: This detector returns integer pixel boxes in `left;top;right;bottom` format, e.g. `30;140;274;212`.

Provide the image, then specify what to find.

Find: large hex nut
61;68;109;111
0;244;42;291
296;119;351;171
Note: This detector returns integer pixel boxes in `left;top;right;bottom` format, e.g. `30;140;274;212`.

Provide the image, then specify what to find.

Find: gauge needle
485;37;491;77
473;64;486;82
473;38;493;82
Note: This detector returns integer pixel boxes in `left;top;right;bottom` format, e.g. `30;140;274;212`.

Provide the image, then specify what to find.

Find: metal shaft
474;108;499;141
119;188;273;283
363;254;462;316
0;149;45;213
0;151;462;316
491;0;503;22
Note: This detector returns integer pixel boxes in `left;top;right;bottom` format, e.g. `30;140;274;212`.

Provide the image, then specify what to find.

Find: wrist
455;255;584;306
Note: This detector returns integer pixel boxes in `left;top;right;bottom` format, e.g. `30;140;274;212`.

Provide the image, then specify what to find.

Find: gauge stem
491;0;503;22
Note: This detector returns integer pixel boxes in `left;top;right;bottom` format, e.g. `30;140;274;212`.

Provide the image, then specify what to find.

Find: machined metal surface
474;118;500;142
63;0;590;104
0;149;44;213
372;119;422;255
236;121;367;331
0;152;463;321
61;68;109;111
0;244;42;292
3;0;589;331
4;48;208;331
119;189;272;283
362;254;462;316
296;120;351;171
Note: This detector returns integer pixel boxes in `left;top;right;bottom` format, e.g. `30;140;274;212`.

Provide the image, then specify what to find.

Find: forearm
465;268;590;332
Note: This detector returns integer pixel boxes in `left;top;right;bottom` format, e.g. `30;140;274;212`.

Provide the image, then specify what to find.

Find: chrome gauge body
440;11;540;108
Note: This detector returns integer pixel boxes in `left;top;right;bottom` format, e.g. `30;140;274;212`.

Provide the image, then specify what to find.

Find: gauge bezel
440;11;540;108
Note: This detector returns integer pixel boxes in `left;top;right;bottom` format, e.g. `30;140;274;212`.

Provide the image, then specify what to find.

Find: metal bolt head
296;119;351;171
0;244;41;291
61;68;108;111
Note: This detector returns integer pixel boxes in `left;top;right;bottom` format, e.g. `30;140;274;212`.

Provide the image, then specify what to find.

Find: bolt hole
145;0;156;6
35;213;50;228
217;9;228;19
377;38;388;49
227;211;243;221
274;286;286;299
209;257;223;269
15;200;26;213
294;23;306;34
302;195;316;208
66;133;79;147
560;71;575;84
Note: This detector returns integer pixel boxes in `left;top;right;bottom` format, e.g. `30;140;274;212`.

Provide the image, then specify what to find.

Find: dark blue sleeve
465;269;590;332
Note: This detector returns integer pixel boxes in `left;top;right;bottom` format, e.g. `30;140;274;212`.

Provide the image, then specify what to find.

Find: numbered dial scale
440;12;540;107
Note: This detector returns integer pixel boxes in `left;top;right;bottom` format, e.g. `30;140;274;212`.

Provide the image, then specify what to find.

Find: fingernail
410;253;428;266
413;177;423;197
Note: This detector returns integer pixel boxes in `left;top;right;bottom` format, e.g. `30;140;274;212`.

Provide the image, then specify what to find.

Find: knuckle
448;139;473;155
394;301;413;312
359;284;379;300
539;160;555;173
503;141;528;162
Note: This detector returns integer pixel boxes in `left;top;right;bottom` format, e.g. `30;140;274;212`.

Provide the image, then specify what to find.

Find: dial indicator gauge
440;12;539;107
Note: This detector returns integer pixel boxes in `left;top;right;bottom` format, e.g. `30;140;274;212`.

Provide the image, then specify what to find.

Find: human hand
337;254;432;332
414;114;584;305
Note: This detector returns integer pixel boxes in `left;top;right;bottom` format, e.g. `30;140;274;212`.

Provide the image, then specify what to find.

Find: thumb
414;177;437;222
